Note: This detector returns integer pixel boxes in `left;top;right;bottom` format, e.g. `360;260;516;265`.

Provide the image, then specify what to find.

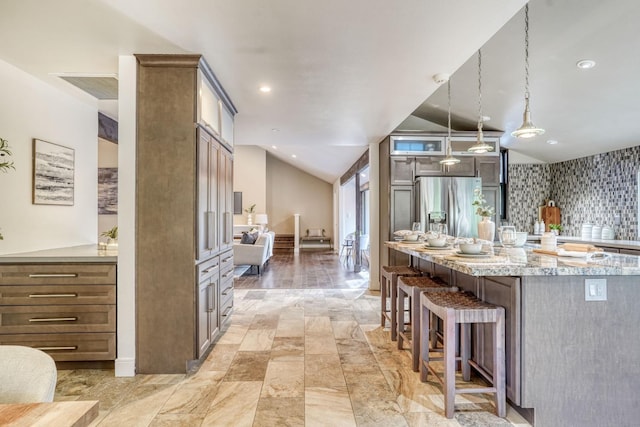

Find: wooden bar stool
380;265;421;341
396;276;454;371
420;291;506;419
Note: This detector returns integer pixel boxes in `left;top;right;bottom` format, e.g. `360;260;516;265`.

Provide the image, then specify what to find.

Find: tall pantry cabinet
135;54;237;373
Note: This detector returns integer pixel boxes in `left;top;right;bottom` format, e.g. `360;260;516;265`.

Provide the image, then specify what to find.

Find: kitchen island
387;241;640;427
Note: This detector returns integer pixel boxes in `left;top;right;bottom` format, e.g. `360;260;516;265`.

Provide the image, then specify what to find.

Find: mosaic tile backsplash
507;145;640;240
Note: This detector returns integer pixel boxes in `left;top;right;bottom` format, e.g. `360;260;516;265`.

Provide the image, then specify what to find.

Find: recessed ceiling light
271;145;277;150
482;115;491;122
546;139;558;145
576;59;596;69
259;85;272;93
291;154;297;158
271;128;279;132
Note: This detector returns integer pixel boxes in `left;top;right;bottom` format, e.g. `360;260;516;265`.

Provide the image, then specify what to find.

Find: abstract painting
32;139;75;205
98;168;118;214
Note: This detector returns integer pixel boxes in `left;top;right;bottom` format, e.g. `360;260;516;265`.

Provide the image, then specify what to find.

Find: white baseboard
115;357;136;377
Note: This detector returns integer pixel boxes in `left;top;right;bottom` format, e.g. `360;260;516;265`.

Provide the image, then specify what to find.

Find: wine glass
412;222;422;232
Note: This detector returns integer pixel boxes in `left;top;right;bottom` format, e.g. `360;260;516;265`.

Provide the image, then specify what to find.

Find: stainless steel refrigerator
415;177;482;238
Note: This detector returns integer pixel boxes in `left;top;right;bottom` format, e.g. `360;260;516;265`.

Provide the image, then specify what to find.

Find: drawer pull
222;273;231;278
222;307;233;317
202;266;219;274
29;293;78;298
29;317;78;323
35;346;78;351
222;256;233;263
28;273;78;278
222;287;233;296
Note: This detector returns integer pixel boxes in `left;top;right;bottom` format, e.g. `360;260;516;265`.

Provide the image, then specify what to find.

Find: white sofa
233;231;275;274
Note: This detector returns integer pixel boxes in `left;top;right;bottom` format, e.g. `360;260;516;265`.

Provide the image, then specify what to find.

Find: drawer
220;251;234;270
0;264;116;285
220;275;234;298
0;284;116;306
220;296;233;324
0;304;116;334
220;263;234;282
0;332;116;361
197;256;220;282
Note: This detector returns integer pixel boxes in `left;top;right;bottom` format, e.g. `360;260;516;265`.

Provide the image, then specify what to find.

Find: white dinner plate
454;251;491;258
401;240;423;244
423;245;453;250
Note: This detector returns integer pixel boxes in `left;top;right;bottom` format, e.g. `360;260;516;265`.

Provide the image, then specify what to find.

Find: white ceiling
400;0;640;165
20;1;640;181
0;0;528;183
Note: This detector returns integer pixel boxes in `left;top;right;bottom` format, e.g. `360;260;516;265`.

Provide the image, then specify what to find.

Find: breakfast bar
387;241;640;427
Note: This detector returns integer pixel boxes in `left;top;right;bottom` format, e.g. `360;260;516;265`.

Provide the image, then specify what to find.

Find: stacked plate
581;223;592;240
591;225;602;239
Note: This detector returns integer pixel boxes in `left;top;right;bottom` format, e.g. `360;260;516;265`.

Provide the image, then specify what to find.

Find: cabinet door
390;157;415;185
415;156;444;177
482;186;501;223
444;156;475;176
476;156;500;185
390;186;413;265
208;276;219;345
221;103;234;148
197;279;211;358
197;131;220;261
218;148;234;251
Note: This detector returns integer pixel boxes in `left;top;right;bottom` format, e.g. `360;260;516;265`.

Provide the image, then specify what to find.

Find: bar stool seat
420;291;506;419
396;276;454;371
380;265;421;341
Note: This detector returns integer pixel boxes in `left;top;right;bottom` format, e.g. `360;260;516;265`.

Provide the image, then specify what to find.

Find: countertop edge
0;245;117;264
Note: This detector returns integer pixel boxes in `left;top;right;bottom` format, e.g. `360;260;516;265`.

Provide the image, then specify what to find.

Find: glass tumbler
499;225;517;248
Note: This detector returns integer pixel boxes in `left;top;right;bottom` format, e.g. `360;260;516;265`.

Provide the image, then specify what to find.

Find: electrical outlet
614;213;621;226
585;279;607;301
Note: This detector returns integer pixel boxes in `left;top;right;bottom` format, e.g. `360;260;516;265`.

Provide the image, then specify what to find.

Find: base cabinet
197;257;219;358
0;263;117;362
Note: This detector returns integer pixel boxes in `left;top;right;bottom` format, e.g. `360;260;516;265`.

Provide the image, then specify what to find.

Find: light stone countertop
527;235;640;250
387;241;640;276
0;244;117;264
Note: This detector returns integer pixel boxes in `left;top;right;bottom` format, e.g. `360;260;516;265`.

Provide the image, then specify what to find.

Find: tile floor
54;252;531;426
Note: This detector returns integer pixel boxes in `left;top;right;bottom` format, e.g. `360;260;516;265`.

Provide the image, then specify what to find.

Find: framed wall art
98;167;118;214
32;138;75;205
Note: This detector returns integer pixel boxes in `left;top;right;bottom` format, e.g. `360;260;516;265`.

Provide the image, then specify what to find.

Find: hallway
54;252;529;426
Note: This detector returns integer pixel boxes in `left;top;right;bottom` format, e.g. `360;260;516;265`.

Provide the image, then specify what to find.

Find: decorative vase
247;213;253;225
478;217;495;241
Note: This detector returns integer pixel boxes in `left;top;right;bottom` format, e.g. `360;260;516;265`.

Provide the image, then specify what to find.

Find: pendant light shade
512;4;544;139
439;79;460;166
468;49;494;154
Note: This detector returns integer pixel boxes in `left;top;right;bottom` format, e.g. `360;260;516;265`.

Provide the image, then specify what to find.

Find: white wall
233;145;266;224
0;59;98;255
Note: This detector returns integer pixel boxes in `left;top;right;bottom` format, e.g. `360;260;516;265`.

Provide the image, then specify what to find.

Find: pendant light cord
477;49;483;132
524;3;530;101
447;79;451;143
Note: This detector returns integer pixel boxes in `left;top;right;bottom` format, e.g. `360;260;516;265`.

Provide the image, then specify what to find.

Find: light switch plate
585;279;607;301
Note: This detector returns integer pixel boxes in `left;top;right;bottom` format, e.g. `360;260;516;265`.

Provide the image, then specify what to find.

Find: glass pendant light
439;78;460;166
468;49;493;154
512;4;544;139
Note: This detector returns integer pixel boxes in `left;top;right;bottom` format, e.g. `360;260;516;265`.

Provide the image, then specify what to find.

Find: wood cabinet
135;54;236;373
442;156;475;177
219;250;234;326
476;156;500;185
0;263;116;362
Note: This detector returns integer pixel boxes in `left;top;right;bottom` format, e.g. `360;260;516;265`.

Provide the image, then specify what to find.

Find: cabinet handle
29;293;78;298
222;256;233;263
35;346;78;351
28;273;78;278
202;265;219;274
222;307;233;317
222;272;231;278
222;287;233;296
206;211;216;250
29;317;78;323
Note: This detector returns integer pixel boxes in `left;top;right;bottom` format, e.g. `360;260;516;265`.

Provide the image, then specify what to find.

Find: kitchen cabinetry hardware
35;346;78;351
29;317;78;322
28;273;78;278
29;293;78;298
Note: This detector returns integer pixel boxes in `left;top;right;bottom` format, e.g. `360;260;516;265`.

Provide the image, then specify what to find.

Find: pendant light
439;78;460;166
468;49;494;153
511;3;545;139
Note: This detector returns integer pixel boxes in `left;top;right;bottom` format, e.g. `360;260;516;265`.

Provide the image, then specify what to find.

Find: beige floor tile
215;324;249;345
201;381;262;427
149;413;205;426
305;386;356;427
331;320;366;340
238;328;276;351
276;318;305;337
305;353;346;388
224;351;271;382
270;337;305;362
304;316;334;335
96;384;179;426
253;397;305;427
261;360;304;398
305;334;338;355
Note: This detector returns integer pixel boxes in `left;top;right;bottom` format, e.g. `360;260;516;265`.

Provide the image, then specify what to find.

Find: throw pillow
308;228;324;237
241;231;259;244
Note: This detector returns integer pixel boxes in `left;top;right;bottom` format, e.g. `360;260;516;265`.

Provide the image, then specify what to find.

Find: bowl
427;237;447;247
514;232;528;247
458;242;483;254
403;233;419;241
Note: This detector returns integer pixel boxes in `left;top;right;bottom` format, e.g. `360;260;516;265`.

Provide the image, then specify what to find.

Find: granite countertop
387;241;640;277
0;244;117;264
527;235;640;250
